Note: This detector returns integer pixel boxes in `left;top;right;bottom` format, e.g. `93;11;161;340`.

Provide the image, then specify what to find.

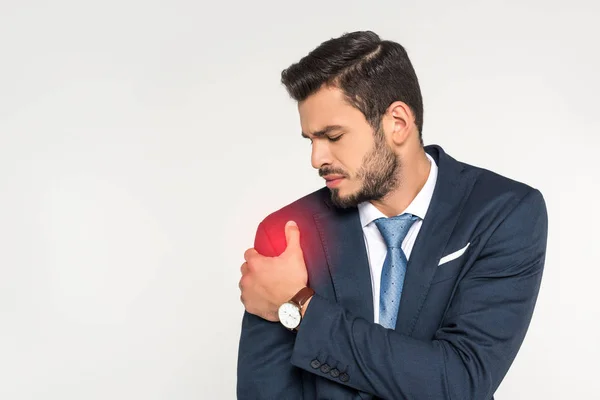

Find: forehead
298;86;368;135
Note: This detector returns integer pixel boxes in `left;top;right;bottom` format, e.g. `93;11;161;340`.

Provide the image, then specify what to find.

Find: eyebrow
301;125;344;139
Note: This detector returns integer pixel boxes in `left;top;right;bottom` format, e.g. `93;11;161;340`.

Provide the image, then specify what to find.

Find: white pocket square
438;242;470;266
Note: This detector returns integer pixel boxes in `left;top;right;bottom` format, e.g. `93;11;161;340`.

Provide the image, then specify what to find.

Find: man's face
299;86;401;209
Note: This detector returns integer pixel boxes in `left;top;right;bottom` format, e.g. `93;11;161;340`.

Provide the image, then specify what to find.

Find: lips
324;176;345;188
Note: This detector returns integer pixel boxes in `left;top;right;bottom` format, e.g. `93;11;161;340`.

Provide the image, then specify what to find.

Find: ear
385;101;414;146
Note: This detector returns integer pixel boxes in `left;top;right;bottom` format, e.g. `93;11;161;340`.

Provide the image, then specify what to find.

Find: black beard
329;133;400;209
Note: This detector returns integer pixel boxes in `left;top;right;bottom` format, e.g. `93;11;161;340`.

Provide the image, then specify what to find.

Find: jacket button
310;359;321;369
320;363;331;373
329;368;340;378
339;373;349;382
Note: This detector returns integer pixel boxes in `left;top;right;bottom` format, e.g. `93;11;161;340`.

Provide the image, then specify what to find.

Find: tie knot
373;213;419;249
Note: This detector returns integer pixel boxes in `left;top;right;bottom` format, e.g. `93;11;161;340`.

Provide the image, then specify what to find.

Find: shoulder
256;186;331;233
459;158;545;214
446;153;547;250
431;144;547;244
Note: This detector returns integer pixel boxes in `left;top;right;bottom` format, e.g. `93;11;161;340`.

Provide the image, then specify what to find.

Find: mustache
319;168;347;177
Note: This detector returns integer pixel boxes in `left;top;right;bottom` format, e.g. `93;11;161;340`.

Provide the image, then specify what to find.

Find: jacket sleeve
290;189;548;400
236;221;303;399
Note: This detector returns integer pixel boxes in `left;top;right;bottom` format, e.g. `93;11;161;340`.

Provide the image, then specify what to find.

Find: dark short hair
281;31;424;144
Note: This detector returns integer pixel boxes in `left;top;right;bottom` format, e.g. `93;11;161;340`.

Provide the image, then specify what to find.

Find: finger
244;248;258;261
283;220;301;255
239;275;247;290
240;262;249;275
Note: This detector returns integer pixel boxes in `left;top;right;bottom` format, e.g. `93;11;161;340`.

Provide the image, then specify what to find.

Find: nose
310;140;333;169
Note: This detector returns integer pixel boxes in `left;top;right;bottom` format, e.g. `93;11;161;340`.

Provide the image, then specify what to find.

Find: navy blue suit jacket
237;145;548;399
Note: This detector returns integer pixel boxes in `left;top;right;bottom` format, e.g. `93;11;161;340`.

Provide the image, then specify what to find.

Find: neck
370;147;431;217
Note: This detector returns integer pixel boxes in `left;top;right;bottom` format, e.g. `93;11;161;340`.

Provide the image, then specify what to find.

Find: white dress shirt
357;153;438;323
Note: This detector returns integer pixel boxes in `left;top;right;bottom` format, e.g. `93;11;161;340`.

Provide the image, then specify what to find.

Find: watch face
278;302;301;329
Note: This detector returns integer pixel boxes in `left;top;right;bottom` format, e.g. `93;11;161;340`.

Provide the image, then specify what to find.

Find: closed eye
307;135;343;145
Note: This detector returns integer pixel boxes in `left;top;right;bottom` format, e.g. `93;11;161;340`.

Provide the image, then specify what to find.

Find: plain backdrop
1;0;599;399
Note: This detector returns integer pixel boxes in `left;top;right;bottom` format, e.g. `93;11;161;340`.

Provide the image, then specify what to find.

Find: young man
237;31;547;400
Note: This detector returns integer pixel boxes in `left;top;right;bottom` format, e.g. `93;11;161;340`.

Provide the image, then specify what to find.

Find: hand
239;221;308;321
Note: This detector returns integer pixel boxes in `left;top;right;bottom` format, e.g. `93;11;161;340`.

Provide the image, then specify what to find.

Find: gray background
1;0;598;398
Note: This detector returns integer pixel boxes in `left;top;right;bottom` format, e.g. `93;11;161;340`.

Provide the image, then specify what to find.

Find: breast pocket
430;242;471;285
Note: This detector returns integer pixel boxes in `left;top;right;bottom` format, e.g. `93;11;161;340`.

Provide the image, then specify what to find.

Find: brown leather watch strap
291;287;315;308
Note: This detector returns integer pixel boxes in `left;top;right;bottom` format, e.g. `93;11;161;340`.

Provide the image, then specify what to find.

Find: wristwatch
278;287;315;331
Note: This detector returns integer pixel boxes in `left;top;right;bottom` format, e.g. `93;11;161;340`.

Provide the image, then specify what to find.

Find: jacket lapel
311;145;476;331
394;145;476;335
313;203;374;323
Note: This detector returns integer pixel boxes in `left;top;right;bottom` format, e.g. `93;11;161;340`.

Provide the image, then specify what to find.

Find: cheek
349;150;370;175
334;140;371;176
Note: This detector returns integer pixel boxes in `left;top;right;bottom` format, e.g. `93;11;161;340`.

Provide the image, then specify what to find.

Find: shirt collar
358;152;438;228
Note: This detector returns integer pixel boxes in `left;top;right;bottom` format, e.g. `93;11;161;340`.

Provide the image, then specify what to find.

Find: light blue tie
373;213;419;329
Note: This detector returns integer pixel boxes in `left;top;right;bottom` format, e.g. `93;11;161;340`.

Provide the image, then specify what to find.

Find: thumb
284;220;301;255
